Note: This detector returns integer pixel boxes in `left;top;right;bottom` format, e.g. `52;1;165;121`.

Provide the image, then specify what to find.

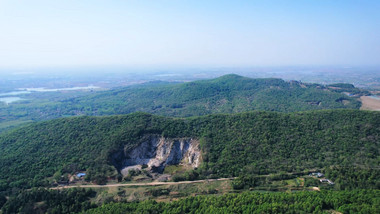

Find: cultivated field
360;96;380;111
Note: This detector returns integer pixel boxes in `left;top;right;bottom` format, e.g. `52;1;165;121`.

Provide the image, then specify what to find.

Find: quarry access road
51;177;235;189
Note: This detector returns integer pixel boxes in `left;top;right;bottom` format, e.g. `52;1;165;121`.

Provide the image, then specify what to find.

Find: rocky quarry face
117;136;201;176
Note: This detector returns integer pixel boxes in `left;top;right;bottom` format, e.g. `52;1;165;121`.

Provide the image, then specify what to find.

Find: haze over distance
0;2;380;213
0;0;379;70
0;1;379;94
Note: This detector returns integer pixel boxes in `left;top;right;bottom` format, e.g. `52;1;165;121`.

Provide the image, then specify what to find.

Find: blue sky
0;0;379;69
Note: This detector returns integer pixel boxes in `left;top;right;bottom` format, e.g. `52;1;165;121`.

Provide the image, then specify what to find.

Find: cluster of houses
309;172;335;185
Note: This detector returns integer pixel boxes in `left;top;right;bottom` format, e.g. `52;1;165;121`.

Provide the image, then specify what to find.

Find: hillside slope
63;74;361;117
0;74;363;133
0;110;378;190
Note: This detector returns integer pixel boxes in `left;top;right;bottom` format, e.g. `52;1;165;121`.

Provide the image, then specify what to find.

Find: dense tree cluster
0;75;376;213
2;189;378;213
0;74;362;132
62;74;361;117
1;188;96;214
82;190;380;214
0;110;378;191
323;167;380;190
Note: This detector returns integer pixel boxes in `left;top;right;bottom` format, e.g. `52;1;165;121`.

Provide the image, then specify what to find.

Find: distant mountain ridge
60;74;361;117
0;74;365;133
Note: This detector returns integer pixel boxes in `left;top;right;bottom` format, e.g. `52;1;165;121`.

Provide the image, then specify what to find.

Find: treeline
82;190;380;214
231;173;299;191
231;167;380;191
323;167;380;190
327;83;370;96
0;110;379;190
1;188;96;214
2;189;378;214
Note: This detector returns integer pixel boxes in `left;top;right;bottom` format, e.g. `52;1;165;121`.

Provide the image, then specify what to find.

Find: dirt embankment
360;96;380;111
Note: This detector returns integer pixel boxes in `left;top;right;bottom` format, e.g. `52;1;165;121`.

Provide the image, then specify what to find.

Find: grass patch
163;165;186;175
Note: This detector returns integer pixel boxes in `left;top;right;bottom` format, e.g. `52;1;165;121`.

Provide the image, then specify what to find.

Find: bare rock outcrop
117;136;201;176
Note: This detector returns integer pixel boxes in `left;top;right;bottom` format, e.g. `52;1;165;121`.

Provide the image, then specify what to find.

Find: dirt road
51;178;235;189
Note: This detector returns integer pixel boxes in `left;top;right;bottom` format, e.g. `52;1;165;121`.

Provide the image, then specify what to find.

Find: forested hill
0;74;364;133
60;74;361;117
0;109;378;190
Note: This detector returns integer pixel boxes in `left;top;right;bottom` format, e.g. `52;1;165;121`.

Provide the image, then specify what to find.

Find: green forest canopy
61;74;363;117
2;189;379;214
0;74;364;133
0;109;378;190
82;190;380;214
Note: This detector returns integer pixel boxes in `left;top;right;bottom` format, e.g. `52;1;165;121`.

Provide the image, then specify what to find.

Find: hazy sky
0;0;379;69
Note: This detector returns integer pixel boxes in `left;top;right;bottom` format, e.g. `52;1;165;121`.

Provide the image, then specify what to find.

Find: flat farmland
360;96;380;111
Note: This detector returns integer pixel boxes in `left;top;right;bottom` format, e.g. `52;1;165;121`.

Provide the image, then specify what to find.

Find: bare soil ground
51;177;234;189
360;96;380;111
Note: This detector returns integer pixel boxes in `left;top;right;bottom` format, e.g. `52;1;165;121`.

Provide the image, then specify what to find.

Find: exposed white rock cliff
120;136;201;176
